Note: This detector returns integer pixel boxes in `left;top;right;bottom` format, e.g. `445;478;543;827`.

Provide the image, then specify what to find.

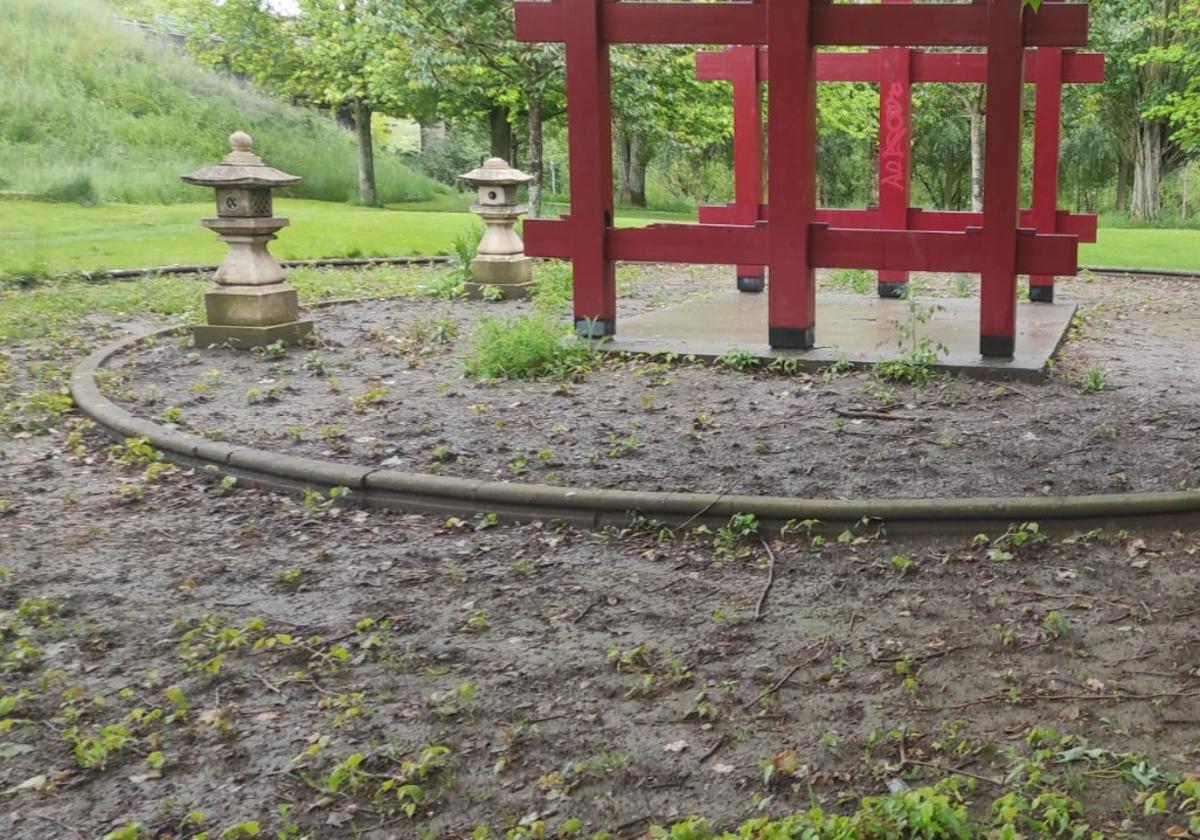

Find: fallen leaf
1126;538;1147;558
711;763;735;774
0;743;33;758
5;774;49;794
663;740;689;753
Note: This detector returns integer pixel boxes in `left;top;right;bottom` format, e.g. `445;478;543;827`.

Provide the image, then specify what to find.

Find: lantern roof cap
182;131;301;188
459;157;534;187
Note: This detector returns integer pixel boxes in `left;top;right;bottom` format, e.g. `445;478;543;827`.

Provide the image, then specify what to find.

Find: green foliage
314;746;451;818
829;268;875;296
452;223;484;282
0;0;445;205
1041;610;1070;640
464;314;594;381
713;513;760;560
530;262;575;312
874;291;947;386
716;348;759;372
649;780;973;839
1079;366;1111;392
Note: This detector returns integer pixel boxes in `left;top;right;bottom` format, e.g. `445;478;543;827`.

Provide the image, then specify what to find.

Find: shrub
464;314;593;380
530;261;574;312
452;224;484;282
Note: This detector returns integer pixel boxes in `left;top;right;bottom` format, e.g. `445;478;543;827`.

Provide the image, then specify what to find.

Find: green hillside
0;0;448;206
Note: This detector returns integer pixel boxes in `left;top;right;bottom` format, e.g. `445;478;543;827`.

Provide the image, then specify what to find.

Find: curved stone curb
71;325;1200;534
27;256;452;283
1081;266;1200;280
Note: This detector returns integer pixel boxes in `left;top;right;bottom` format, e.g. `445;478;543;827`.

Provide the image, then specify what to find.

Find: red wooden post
565;0;617;338
731;45;766;293
877;3;912;299
1030;45;1064;302
767;0;817;349
979;0;1025;358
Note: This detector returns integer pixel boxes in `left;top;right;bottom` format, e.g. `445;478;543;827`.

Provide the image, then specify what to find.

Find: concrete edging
1082;266;1200;280
70;324;1200;534
85;255;453;281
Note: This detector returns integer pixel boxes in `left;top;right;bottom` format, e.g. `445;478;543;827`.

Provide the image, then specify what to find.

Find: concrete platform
602;291;1076;382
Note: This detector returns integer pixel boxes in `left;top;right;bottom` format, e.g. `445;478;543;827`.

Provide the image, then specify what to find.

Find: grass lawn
3;197;1199;276
0;199;478;276
1080;227;1200;272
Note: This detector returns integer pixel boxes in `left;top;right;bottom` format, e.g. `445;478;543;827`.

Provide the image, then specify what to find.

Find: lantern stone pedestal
183;132;312;349
459;158;536;300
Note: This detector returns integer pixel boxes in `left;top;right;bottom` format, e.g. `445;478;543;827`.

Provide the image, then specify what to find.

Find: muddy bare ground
107;267;1200;499
2;265;1200;839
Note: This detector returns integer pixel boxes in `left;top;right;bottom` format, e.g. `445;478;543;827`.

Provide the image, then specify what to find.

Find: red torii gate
696;41;1104;300
515;0;1091;358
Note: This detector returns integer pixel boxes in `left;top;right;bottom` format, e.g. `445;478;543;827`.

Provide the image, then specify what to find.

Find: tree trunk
1183;161;1190;220
628;133;648;207
1114;155;1130;213
1130;121;1163;221
419;121;446;153
526;98;544;217
489;106;513;161
353;100;378;207
968;91;984;212
616;127;632;204
615;127;649;207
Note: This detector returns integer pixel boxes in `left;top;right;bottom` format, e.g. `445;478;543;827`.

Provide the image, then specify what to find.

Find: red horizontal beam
697;48;1104;85
517;2;1088;48
698;204;1098;242
523;218;1078;276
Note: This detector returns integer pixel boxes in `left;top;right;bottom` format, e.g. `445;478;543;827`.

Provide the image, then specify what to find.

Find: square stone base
600;291;1076;383
193;320;313;350
205;283;301;327
469;256;535;300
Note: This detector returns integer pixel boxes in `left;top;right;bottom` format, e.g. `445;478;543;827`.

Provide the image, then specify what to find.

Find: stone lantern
458;158;535;299
182;131;312;348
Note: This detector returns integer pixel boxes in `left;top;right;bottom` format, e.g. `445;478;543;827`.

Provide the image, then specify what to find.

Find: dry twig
745;637;830;711
754;538;778;621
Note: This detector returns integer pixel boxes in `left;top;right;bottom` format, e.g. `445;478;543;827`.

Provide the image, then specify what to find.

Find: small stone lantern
182;131;312;348
458;158;535;299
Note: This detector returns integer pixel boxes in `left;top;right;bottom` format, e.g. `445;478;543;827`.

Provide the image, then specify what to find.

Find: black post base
575;317;616;340
1028;285;1054;303
769;325;816;350
877;282;908;299
980;334;1015;358
737;275;766;293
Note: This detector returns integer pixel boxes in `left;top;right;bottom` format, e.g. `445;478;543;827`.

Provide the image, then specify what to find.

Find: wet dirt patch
4;265;1200;839
107;267;1200;500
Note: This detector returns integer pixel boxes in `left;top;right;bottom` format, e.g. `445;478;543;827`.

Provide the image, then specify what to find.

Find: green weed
464;314;594;380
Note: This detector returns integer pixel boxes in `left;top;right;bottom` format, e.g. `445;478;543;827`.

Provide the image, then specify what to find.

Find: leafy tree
911;86;972;210
389;0;564;212
1092;0;1194;219
173;0;418;206
611;46;733;207
1143;0;1200;155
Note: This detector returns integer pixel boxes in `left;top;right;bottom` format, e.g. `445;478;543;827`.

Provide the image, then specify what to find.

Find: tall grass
0;0;449;206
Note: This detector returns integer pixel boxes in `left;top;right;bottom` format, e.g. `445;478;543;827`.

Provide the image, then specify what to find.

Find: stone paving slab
600;291;1076;382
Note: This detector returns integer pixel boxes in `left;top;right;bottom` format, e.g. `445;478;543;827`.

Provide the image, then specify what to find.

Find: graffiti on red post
880;82;907;193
